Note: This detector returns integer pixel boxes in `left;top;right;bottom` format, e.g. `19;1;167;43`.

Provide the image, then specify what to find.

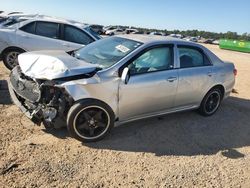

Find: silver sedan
9;35;236;142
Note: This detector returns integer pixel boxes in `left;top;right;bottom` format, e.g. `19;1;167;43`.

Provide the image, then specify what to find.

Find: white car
169;34;183;39
105;28;124;36
150;32;164;36
0;13;39;28
0;11;23;16
125;28;139;34
212;40;219;45
0;16;101;69
103;26;116;33
184;37;198;43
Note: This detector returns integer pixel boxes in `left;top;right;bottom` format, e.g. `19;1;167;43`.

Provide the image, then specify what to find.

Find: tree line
166;30;250;41
133;27;250;41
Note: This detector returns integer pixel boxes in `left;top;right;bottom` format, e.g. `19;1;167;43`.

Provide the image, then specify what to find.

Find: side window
19;22;36;34
36;21;59;39
178;47;211;68
64;25;94;45
128;47;173;75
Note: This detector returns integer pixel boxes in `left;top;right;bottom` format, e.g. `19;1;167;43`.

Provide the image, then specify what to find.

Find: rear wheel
3;49;24;70
198;88;222;116
67;100;115;142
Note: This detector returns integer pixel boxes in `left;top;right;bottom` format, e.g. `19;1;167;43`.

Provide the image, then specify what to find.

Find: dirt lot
0;44;250;188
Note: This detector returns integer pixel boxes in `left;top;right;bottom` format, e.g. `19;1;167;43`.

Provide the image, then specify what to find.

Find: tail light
233;68;237;76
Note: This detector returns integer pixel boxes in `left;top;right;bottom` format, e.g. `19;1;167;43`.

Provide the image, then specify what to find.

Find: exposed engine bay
9;66;74;128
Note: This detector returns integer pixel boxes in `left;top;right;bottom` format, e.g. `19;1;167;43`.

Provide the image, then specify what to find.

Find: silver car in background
0;15;101;69
9;35;236;142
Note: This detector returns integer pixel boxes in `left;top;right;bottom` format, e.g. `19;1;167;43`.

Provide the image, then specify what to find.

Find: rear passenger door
175;45;214;108
61;24;95;51
17;21;68;51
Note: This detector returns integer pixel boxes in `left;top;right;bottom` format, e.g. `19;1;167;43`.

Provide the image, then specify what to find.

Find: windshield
75;37;142;69
0;17;7;24
84;26;102;40
3;18;28;27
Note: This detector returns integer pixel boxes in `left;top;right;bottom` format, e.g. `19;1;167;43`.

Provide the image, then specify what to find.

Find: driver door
118;45;179;121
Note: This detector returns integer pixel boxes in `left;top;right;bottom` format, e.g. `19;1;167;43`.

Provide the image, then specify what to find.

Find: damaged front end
9;66;74;128
8;50;102;128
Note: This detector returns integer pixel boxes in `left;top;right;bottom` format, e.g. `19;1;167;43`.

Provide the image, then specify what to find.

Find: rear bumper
224;90;231;99
8;79;42;124
223;78;235;100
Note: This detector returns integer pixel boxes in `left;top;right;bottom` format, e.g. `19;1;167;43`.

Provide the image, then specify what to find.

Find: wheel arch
73;98;116;119
210;84;225;98
198;84;225;116
1;46;26;56
203;84;225;101
63;83;119;119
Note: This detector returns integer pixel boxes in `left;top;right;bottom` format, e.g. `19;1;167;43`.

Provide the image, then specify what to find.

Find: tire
198;88;222;116
3;49;25;70
67;100;115;142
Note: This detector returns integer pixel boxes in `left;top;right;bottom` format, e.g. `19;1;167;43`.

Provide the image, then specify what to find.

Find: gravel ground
0;44;250;188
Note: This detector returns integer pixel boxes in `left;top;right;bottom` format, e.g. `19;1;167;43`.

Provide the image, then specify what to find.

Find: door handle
167;77;177;82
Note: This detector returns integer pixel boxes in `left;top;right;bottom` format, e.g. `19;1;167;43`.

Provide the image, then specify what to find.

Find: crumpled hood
18;50;98;80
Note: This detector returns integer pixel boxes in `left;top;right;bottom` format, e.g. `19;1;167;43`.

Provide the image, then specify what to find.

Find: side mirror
121;67;130;84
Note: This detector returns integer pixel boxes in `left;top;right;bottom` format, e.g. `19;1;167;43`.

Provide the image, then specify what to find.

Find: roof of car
18;15;89;28
116;34;207;50
118;34;184;44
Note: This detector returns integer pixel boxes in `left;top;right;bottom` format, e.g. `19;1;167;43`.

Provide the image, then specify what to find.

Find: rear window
64;25;94;45
20;21;36;34
84;26;101;40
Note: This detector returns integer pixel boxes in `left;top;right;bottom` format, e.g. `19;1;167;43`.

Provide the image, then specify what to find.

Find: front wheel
67;100;115;142
198;88;222;116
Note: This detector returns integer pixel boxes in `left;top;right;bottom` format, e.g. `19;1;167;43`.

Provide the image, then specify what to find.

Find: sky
1;0;250;34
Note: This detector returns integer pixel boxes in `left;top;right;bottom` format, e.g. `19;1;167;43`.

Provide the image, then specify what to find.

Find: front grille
10;66;41;103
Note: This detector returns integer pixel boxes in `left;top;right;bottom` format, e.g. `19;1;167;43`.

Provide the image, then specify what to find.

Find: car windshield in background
0;17;7;23
84;26;102;40
75;37;142;69
3;18;28;27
